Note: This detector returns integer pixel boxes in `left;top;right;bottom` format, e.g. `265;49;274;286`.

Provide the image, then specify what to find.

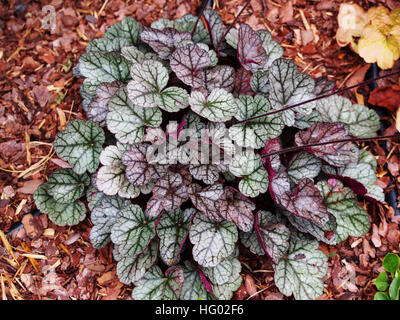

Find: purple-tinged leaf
254;211;290;264
146;171;188;217
140;27;192;59
196;65;235;94
237;23;267;73
220;186;256;232
188;183;224;222
234;67;254;95
202;9;226;49
282;178;330;227
87;82;122;126
122;143;168;186
295;122;359;167
170;43;212;87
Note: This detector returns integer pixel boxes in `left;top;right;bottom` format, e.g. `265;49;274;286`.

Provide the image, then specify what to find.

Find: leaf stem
236;70;400;124
191;0;210;38
215;0;251;51
261;133;400;158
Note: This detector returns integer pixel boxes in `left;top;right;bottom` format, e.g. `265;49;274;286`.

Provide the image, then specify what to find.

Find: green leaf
104;17;142;46
96;143;140;199
86;37;130;53
127;60;189;112
47;169;89;203
316;95;380;138
189;214;238;268
189;88;237;122
131;265;184;300
181;261;209;300
374;272;389;291
107;87;162;144
287;152;321;184
115;241;159;284
268;59;316;126
228;95;284;149
383;253;400;278
54;119;105;175
374;292;390;300
229;150;268;198
389;276;400;300
156;208;195;266
110;204;156;257
34;183;86;226
273;235;328;300
317;179;370;243
79;52;131;83
89;194;130;249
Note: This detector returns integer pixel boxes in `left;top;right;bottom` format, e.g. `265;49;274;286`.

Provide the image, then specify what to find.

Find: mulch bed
0;0;399;300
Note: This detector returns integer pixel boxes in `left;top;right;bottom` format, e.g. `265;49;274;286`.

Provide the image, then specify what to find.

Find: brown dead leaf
371;224;382;248
17;179;43;194
244;274;257;297
368;85;400;112
280;1;294;23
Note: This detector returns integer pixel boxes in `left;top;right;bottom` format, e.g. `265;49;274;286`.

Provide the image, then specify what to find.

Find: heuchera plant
34;10;383;300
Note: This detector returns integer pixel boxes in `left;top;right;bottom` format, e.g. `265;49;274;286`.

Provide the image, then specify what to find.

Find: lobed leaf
54;119;105;175
189;214;238;268
47;169;90;203
156;208;195;266
295;122;359;167
116;241;159;284
131;265;184;300
268;59;316;126
34;183;86;227
273;234;328;300
219;186;256;232
110;204;157;257
189;88;237;122
90;194;130;249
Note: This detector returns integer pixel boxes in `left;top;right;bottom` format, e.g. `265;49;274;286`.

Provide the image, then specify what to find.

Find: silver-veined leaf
107;86;162;144
295;122;359;167
316;179;370;243
131;265;184;300
34;183;86;227
268;58;316;126
104;17;142;46
53;119;105;175
229;95;284;149
156;208;195;266
181;261;209;300
110;204;157;257
316;95;380;138
188;183;224;222
47;169;89;203
189;88;237;122
273;234;328;300
287;152;321;184
219;186;256;232
127;60;189;112
116;241;159;284
90;194;130;249
189;214;238;268
229;150;269;198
